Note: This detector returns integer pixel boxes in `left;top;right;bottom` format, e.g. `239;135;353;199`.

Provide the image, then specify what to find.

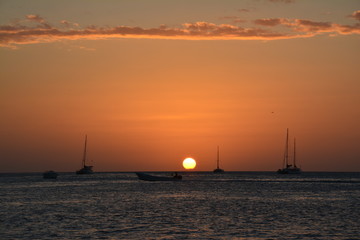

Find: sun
183;157;196;170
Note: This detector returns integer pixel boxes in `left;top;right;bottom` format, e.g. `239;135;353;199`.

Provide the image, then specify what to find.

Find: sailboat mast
82;135;87;167
285;128;289;167
217;146;220;169
293;138;296;167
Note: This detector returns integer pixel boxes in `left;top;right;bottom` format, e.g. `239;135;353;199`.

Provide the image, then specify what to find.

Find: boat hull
213;168;224;173
277;167;302;174
277;129;302;174
136;172;182;181
76;135;95;174
76;165;93;174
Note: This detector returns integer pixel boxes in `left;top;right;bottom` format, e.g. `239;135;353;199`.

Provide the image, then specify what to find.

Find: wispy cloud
350;10;360;21
26;14;46;23
253;18;284;26
1;12;359;49
60;20;80;28
238;8;251;13
291;19;333;32
253;15;360;35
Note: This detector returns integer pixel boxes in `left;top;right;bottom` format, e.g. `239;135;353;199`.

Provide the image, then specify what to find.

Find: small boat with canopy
136;172;182;181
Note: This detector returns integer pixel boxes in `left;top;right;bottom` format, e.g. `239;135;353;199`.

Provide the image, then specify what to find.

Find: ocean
1;172;359;239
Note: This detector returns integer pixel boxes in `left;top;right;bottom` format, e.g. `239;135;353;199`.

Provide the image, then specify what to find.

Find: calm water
1;172;359;239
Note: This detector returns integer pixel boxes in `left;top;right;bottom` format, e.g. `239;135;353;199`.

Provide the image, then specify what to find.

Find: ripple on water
1;172;359;239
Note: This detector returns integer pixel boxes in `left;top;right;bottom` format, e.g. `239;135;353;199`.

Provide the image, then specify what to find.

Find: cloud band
1;11;359;49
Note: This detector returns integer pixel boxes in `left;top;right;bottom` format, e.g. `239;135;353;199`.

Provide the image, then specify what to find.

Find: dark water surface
1;172;359;239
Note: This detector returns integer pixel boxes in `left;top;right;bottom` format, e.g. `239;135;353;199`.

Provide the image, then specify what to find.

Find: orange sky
0;0;359;172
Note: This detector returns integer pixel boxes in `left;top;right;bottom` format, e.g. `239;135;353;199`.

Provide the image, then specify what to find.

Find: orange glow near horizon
0;1;359;172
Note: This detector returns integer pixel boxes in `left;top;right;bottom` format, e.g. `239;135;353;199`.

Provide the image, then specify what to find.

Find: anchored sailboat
213;146;224;173
76;135;94;174
277;129;301;174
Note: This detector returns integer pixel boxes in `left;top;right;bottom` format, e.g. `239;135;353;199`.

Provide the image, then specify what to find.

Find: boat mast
217;146;220;169
284;128;289;168
82;135;87;167
293;138;296;168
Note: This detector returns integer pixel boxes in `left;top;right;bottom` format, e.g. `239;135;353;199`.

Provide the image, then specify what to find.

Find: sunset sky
1;0;359;172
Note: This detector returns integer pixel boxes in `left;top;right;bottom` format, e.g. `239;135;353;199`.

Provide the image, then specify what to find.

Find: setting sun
183;158;196;170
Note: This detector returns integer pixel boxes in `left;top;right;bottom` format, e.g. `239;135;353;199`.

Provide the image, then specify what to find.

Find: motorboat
136;172;182;181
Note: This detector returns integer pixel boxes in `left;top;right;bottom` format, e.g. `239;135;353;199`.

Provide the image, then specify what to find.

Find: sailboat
76;135;94;174
213;146;224;173
277;128;301;174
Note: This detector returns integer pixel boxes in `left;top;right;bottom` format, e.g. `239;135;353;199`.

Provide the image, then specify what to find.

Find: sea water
0;172;359;239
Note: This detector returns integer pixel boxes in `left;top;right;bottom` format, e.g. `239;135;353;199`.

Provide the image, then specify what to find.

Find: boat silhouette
213;146;224;173
136;172;182;181
277;129;302;174
76;135;94;174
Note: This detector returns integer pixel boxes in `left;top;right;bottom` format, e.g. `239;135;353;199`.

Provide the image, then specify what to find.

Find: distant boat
136;172;182;181
76;135;94;174
213;146;224;173
43;170;58;179
277;129;302;174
